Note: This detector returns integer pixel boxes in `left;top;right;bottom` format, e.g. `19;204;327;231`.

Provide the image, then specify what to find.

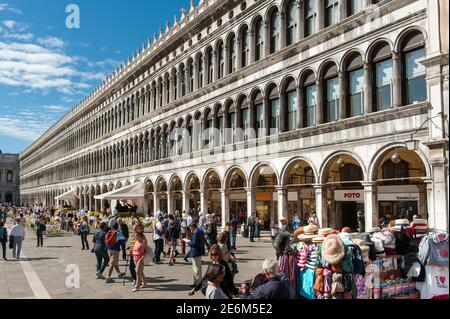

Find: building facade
0;151;20;205
20;0;449;232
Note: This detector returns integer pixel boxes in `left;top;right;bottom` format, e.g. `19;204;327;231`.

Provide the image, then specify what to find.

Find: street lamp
405;113;449;151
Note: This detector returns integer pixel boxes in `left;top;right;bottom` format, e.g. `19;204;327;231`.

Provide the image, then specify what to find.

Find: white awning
94;182;144;200
54;189;78;201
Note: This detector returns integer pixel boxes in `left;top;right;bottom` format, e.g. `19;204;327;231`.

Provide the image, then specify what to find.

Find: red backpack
105;230;117;248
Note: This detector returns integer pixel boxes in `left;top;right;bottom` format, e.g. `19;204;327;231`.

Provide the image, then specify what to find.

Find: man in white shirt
153;216;165;263
9;219;25;259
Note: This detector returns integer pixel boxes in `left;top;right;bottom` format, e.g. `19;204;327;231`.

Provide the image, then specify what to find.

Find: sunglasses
211;253;220;257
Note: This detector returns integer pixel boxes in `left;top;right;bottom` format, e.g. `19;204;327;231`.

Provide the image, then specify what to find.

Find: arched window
188;60;194;93
204;110;213;149
229;34;237;73
241;26;250;67
255;19;264;61
268;86;280;134
401;32;426;105
372;43;393;111
186;117;193;153
383;159;409;184
325;0;339;27
286;1;298;46
254;91;265;138
165;75;170;104
322;63;339;122
348;0;363;16
158;78;163;107
207;49;214;84
227;103;236;144
180;64;186;97
6;170;13;182
270;10;281;54
284;79;297;131
239;97;250;141
172;70;177;101
302;71;317;127
346;54;364;117
216;107;224;146
218;42;225;79
304;0;317;37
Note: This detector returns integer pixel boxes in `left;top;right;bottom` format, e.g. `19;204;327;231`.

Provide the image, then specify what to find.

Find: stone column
297;86;304;129
339;0;348;21
170;75;175;103
280;12;287;49
338;71;346;120
162;78;168;106
143;197;149;216
280;93;287;132
185;64;191;93
223;46;229;76
182;191;189;213
153;193;159;214
177;71;183;100
193;63;198;91
220;189;230;230
236;37;242;69
297;2;304;40
264;21;270;57
249;31;255;64
212;52;218;82
363;62;372;115
246;187;255;218
392;51;402;108
276;186;288;228
315;78;323;125
200;189;208;215
167;191;173;214
362;181;378;232
314;184;327;228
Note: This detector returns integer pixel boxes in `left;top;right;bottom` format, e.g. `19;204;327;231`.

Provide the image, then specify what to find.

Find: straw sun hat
321;234;345;265
297;224;319;241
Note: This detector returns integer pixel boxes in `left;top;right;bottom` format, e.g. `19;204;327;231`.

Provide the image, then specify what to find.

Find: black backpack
40;224;47;232
273;230;290;254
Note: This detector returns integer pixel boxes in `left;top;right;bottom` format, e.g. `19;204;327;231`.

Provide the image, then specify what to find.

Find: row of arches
26;145;430;232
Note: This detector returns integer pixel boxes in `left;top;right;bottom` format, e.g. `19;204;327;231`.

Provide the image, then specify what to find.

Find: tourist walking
167;214;180;266
131;231;148;292
292;212;301;230
186;221;205;287
117;218;129;260
9;219;25;259
153;215;165;264
0;221;8;260
93;222;110;279
34;216;45;247
80;219;90;250
127;223;143;286
247;213;256;242
229;215;239;249
105;223;126;283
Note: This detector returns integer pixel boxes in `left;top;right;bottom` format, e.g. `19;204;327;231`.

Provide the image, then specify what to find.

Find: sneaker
168;262;174;266
118;272;126;278
132;287;140;292
132;280;136;286
106;277;114;283
96;273;105;280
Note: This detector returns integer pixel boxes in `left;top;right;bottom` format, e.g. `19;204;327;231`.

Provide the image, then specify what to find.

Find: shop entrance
226;167;248;224
204;170;221;216
186;173;201;214
341;202;358;231
252;164;278;230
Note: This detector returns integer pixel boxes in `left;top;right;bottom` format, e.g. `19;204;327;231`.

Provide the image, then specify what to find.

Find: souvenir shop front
277;220;449;299
333;189;365;232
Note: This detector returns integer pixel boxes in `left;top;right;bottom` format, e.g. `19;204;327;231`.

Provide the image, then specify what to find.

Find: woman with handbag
132;231;149;292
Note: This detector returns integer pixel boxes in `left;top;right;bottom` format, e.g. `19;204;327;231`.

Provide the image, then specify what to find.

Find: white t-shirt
153;221;164;240
206;284;228;299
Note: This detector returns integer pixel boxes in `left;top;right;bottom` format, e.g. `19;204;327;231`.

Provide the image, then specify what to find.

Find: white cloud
0;4;22;15
2;20;16;29
37;36;65;48
1;20;28;32
1;32;34;40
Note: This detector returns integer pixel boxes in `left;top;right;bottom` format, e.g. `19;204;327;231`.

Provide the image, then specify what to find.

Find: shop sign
300;188;315;199
378;193;420;201
334;190;364;202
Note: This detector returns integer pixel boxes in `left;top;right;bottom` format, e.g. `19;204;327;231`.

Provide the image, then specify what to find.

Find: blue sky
0;0;187;154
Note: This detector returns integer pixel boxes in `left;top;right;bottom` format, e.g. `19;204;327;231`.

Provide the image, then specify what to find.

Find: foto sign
335;190;364;202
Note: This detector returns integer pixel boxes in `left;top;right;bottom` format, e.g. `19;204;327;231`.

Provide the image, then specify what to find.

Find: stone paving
0;225;275;299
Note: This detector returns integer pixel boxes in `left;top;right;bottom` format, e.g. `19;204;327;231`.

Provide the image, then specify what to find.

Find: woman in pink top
132;232;148;292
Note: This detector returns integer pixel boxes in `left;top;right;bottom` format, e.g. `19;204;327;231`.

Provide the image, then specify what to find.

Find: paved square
0;226;275;299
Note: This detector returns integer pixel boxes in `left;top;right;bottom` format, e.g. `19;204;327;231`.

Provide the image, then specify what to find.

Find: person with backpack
117;218;129;260
105;223;126;283
80;218;90;250
167;214;180;266
34;216;46;247
153;215;165;264
93;222;110;279
0;221;8;260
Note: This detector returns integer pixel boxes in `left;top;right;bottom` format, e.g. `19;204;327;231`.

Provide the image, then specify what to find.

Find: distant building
0;151;20;205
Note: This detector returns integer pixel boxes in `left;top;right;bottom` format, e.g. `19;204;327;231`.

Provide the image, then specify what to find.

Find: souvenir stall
277;219;449;299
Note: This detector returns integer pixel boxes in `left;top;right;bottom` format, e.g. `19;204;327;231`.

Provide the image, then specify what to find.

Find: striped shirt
129;237;137;255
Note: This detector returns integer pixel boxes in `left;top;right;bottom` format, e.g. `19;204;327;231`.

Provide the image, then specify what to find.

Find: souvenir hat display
297;224;319;241
318;228;337;236
391;219;410;231
368;227;381;233
353;238;370;263
321;234;345;265
338;232;354;246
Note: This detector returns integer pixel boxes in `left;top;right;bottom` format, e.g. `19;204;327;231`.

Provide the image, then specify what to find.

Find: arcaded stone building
0;151;20;205
20;0;449;232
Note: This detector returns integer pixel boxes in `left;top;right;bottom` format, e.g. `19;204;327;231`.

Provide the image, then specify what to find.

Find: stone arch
224;165;249;189
394;26;428;53
280;156;319;186
319;150;368;184
249;162;280;188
